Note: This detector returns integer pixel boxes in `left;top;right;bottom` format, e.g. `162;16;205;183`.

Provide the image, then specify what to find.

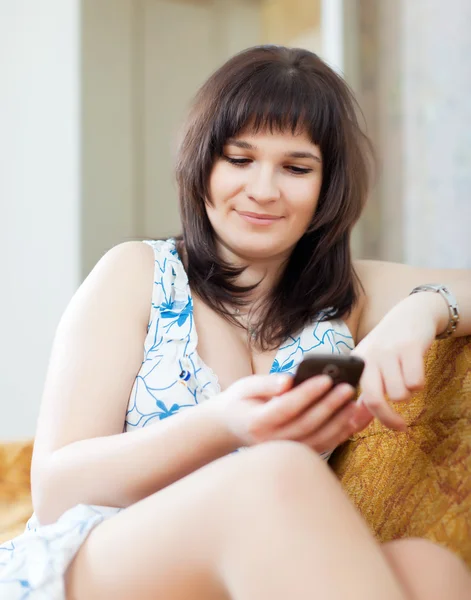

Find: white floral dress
0;238;355;599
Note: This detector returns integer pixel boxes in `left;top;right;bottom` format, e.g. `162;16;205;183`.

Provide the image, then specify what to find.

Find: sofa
1;336;470;569
331;335;471;568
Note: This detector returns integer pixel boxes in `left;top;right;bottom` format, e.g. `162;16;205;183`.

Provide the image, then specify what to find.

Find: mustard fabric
331;336;471;568
0;441;33;542
1;337;470;569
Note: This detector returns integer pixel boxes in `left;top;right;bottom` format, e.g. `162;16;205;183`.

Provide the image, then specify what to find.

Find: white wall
0;0;261;440
402;0;471;268
320;0;343;73
140;0;260;241
81;0;261;269
0;0;81;439
81;0;138;277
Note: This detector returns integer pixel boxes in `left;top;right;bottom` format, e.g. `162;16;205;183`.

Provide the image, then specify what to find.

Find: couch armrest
330;336;471;569
0;440;34;543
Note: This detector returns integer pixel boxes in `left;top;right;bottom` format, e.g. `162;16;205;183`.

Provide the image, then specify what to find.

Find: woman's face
206;129;323;262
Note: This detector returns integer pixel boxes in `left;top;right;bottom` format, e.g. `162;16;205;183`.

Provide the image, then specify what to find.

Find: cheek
288;179;322;218
208;164;242;206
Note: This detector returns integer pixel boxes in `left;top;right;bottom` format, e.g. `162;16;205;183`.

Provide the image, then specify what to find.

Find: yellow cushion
0;440;33;542
331;336;471;569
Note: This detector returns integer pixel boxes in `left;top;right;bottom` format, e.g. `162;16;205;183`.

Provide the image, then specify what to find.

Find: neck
215;240;290;306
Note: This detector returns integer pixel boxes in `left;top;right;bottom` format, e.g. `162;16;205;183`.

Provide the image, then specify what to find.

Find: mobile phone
292;354;365;389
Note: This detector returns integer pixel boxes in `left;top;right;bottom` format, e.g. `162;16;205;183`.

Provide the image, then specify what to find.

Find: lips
238;211;282;220
237;211;283;226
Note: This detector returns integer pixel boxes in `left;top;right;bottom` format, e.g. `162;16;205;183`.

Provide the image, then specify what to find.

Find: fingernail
277;375;290;388
320;375;333;387
349;414;367;430
349;417;360;429
391;421;407;432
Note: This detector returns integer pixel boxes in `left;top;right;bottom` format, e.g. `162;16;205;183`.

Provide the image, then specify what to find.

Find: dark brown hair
175;45;372;349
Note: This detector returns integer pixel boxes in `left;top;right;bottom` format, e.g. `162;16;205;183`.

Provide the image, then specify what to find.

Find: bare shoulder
353;258;415;286
86;240;155;289
33;241;156;462
340;261;371;344
71;241;155;328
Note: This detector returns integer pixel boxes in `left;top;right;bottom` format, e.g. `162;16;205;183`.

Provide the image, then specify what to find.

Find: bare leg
382;538;471;600
66;441;410;600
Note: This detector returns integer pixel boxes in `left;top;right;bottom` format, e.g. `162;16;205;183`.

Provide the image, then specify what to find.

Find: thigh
66;441;322;600
382;538;471;600
65;452;243;600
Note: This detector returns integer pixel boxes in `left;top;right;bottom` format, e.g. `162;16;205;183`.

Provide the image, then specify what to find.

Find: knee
382;538;471;600
383;537;458;565
233;441;329;505
383;538;470;581
246;439;324;477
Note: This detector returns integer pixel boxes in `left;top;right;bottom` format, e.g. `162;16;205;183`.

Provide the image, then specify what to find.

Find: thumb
233;373;293;400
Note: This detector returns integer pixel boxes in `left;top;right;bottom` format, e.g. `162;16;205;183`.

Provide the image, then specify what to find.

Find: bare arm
36;400;236;525
349;259;471;431
354;259;471;342
32;242;238;525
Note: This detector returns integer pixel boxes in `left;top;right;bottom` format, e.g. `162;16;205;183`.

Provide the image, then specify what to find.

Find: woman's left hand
351;294;440;431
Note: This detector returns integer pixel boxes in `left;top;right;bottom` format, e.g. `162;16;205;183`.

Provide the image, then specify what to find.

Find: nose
245;165;280;204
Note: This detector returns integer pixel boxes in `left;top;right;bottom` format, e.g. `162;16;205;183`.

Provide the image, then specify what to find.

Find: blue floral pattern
0;238;354;598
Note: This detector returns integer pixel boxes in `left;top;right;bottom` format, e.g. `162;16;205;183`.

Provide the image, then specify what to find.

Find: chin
225;236;289;262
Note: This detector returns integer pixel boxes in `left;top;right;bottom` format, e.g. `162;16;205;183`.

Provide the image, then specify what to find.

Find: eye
223;156;251;167
285;166;313;175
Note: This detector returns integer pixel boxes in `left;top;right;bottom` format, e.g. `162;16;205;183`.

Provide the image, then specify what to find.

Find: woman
1;45;470;600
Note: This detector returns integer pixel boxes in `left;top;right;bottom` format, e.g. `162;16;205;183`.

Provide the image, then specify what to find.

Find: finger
301;401;358;453
271;383;355;440
232;373;292;400
379;355;411;402
348;402;375;430
359;364;407;431
253;375;333;431
399;347;426;391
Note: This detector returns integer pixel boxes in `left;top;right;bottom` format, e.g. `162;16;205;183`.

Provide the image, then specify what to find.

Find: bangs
177;45;371;348
210;66;332;152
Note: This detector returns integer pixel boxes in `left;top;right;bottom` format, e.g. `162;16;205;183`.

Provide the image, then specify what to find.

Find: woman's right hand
214;373;373;454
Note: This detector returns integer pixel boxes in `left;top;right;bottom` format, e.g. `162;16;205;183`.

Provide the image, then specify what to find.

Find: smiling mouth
237;211;283;225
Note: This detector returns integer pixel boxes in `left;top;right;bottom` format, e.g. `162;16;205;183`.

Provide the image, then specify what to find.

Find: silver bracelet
409;284;460;339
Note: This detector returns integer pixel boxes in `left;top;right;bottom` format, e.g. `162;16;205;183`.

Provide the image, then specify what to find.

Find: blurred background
1;0;470;440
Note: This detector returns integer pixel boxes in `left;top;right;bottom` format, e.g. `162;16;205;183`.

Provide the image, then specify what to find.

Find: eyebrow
225;139;322;163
